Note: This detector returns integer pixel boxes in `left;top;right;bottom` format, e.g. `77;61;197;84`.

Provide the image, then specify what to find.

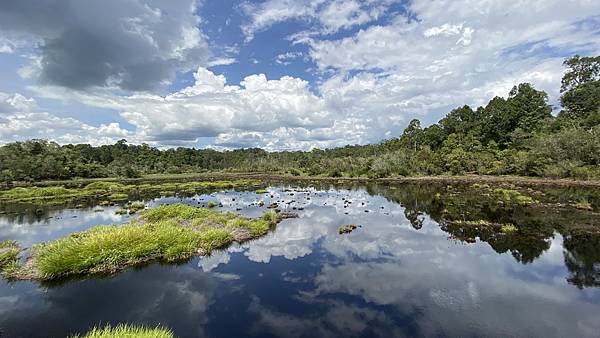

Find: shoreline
5;172;600;189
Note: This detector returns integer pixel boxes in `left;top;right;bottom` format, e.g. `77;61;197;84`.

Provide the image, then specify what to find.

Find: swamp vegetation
6;204;287;281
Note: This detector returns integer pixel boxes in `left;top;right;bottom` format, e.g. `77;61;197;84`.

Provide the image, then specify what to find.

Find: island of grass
0;179;260;205
70;324;174;338
8;204;293;281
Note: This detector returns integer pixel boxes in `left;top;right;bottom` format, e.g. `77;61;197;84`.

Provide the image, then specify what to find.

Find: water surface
1;182;599;337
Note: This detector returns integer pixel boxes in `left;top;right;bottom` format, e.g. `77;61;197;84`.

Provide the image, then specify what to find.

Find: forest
1;55;599;183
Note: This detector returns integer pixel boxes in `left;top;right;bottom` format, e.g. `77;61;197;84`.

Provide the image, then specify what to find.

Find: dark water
1;183;600;337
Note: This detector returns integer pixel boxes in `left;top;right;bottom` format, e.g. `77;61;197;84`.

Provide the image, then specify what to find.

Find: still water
1;183;599;337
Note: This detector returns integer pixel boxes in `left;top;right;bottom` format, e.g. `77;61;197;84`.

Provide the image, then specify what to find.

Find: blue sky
0;0;599;150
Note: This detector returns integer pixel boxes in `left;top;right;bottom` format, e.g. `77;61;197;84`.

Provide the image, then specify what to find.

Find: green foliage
20;204;281;280
0;55;599;182
0;240;20;278
69;324;174;338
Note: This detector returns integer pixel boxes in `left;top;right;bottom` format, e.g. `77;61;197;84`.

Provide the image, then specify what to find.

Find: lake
1;181;599;337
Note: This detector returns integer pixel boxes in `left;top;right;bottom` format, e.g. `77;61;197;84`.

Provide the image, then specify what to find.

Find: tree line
1;55;599;183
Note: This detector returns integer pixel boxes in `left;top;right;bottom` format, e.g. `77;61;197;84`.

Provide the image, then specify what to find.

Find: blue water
1;184;599;337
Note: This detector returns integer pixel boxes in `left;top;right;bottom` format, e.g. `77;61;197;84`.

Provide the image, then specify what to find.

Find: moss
69;324;174;338
13;204;283;281
207;201;217;208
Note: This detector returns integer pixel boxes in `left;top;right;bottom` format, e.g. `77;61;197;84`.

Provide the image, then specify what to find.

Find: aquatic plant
492;188;535;206
12;204;290;281
69;324;174;338
0;179;260;206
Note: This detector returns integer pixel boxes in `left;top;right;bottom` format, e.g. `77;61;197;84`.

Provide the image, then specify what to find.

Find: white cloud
0;91;130;146
240;0;393;41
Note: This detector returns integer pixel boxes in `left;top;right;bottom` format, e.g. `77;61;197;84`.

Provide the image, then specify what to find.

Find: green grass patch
13;204;284;281
0;240;21;278
0;179;259;206
492;188;536;206
500;223;518;233
69;324;174;338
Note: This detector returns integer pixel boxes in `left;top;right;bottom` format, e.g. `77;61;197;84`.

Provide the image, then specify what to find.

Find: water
1;182;599;337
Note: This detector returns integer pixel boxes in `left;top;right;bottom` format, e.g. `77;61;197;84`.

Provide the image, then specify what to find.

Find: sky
0;0;599;150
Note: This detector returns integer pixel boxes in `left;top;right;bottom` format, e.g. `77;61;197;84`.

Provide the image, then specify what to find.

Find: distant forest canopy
1;55;599;183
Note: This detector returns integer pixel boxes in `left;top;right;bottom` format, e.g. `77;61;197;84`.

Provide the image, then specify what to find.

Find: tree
561;55;600;93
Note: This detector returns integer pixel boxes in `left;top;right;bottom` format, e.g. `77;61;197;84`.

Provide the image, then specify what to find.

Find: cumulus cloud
0;91;130;145
0;0;211;91
2;0;600;149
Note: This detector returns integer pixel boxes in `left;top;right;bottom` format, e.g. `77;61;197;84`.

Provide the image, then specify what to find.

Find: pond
1;181;599;337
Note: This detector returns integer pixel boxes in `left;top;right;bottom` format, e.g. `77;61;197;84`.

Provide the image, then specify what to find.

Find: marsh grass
17;204;284;281
0;179;259;205
0;240;20;277
69;324;174;338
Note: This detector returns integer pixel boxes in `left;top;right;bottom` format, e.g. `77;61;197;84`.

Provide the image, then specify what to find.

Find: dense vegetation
1;55;599;183
8;204;284;281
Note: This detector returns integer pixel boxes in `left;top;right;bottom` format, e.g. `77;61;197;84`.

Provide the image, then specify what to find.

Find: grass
69;324;174;338
11;204;284;280
128;202;146;213
500;223;518;233
574;198;592;210
0;240;20;278
0;179;259;205
492;188;536;206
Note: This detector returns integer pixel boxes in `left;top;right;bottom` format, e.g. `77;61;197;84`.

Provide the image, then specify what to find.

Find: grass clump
500;223;518;233
574;198;592;210
84;181;128;192
128;202;146;213
16;204;286;281
0;186;86;203
0;240;21;278
69;324;174;338
492;188;535;206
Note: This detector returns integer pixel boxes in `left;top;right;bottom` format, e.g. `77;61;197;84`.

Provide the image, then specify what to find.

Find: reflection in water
1;183;600;337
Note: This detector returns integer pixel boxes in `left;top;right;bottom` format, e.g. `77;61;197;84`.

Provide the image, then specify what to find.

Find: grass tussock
0;240;21;278
15;204;285;281
69;324;174;338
